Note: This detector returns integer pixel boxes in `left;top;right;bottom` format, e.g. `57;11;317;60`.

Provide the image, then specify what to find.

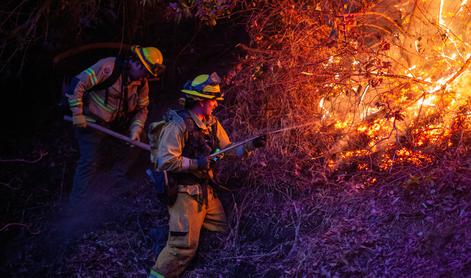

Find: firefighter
149;72;266;278
67;45;164;202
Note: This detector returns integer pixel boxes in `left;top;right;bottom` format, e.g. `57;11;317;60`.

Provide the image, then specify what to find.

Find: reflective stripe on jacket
66;57;149;128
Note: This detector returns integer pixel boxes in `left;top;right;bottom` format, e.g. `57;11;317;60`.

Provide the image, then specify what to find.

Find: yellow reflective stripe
84;68;98;85
149;269;164;278
131;120;144;128
202;84;220;93
191;74;209;86
181;89;215;99
68;99;82;107
90;92;115;113
139;97;149;106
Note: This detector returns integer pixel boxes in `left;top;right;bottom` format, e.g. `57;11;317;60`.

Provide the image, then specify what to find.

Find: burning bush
223;0;471;187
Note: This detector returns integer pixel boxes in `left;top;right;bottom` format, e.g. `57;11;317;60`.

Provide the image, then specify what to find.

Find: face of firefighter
199;99;218;117
129;60;150;81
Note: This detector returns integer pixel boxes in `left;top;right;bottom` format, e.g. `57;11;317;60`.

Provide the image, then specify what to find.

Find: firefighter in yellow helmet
148;73;266;278
67;45;164;202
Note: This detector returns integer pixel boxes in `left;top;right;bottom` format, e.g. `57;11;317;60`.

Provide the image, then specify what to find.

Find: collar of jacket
188;110;216;131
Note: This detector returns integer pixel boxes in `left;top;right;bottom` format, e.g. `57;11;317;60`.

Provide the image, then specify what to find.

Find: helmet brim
181;89;224;101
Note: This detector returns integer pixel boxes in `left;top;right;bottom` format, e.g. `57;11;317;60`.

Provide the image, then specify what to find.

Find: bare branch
0;223;40;235
0;150;48;164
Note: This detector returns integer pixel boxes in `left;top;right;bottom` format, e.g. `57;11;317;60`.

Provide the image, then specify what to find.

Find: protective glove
130;126;143;141
72;114;87;128
196;156;211;170
252;134;267;148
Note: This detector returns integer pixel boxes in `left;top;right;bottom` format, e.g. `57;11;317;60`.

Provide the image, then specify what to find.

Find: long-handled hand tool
64;115;318;157
63;115;151;151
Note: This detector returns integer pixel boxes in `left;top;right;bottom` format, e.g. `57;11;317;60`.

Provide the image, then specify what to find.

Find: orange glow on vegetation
231;0;471;177
413;124;452;147
317;0;471;171
379;147;433;171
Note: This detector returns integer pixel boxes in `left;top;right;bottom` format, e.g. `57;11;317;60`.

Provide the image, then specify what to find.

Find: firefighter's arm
130;80;149;140
157;122;200;172
215;121;248;158
67;58;114;117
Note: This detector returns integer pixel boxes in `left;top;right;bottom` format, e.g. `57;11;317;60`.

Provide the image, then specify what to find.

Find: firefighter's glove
72;114;87;128
130;126;143;141
252;134;267;148
196;156;211;170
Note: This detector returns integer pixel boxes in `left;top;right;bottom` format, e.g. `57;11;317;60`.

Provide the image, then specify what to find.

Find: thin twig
0;150;48;164
0;223;40;235
0;177;22;190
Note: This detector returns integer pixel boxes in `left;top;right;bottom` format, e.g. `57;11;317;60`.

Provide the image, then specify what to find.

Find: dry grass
193;0;471;276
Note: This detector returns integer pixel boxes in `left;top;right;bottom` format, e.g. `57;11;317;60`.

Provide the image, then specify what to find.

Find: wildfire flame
321;0;471;172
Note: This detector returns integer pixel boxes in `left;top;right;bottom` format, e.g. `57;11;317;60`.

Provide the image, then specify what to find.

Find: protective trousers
151;186;227;278
70;126;143;203
70;127;105;203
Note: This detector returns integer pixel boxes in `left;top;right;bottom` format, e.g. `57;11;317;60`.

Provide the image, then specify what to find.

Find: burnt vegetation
1;0;471;276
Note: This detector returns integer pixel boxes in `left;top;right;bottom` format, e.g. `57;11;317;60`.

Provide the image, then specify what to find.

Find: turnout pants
151;185;227;278
70;125;142;203
70;127;105;202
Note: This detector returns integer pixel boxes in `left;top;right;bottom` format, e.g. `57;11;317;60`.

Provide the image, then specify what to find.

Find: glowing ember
316;0;471;171
379;147;433;171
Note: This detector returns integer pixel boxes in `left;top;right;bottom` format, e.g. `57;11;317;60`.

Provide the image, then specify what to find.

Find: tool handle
64;115;151;151
207;135;262;159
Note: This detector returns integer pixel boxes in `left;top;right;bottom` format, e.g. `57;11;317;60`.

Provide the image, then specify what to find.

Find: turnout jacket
157;110;253;183
66;57;149;130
